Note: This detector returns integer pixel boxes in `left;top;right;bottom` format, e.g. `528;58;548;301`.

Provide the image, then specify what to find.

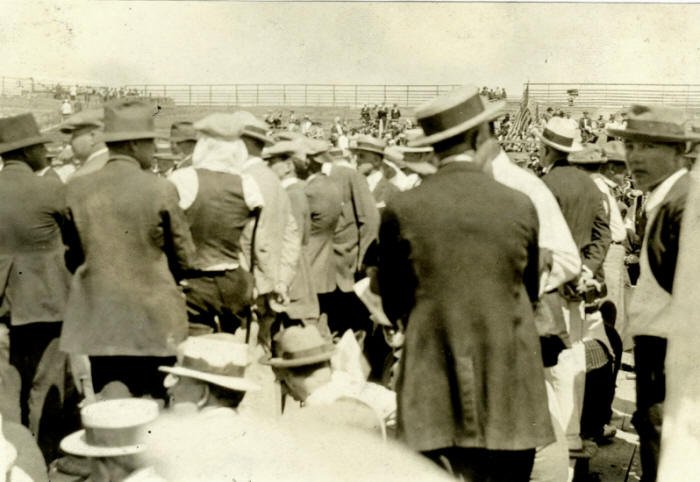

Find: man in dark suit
537;117;612;451
0;113;71;425
321;145;379;335
608;105;698;482
60;99;195;400
378;86;553;481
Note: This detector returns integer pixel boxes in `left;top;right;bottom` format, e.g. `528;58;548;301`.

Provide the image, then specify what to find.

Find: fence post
162;85;166;98
332;85;336;106
208;85;212;106
235;85;239;106
1;77;4;97
405;85;409;106
256;85;259;105
354;85;358;107
283;85;286;106
383;84;387;103
188;85;192;105
304;85;308;106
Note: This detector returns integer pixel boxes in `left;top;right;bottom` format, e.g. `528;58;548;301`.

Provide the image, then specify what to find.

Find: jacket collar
645;168;688;214
107;154;142;168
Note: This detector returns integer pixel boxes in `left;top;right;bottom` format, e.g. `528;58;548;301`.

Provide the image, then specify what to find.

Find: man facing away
60;99;195;400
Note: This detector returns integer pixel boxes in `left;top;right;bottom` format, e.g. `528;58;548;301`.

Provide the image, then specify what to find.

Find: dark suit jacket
305;174;343;294
543;161;611;276
378;162;553;452
371;176;400;207
647;173;689;293
0;161;70;326
60;155;195;356
327;164;379;291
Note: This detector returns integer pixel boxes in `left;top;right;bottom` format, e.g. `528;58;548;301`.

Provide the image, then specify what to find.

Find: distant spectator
60;99;73;120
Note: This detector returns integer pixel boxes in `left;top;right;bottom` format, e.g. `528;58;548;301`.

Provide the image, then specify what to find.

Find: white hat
536;117;583;153
159;334;260;393
60;399;159;458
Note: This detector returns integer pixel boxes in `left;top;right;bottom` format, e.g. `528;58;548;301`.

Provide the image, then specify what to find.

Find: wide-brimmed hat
397;146;437;175
59;109;104;136
159;334;260;392
409;85;506;147
261;326;335;368
102;99;157;143
607;104;700;143
234;111;274;146
170;121;197;142
603;140;626;163
568;144;606;164
60;399;159;458
535;117;583;153
0;113;51;154
350;135;386;155
263;139;307;161
383;146;404;165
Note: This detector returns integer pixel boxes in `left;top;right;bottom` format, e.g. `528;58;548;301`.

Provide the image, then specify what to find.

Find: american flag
504;83;538;143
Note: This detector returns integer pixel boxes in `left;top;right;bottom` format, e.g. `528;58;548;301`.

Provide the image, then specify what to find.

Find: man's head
232;111;273;157
351;135;386;171
601;141;629;186
160;334;259;411
607;104;698;191
409;85;505;167
102;99;157;170
536;116;583;168
60;109;105;162
170;121;198;158
262;326;335;403
264;139;309;180
0;113;51;171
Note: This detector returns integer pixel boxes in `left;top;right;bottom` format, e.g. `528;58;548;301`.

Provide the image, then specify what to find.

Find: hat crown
568;144;605;164
274;326;331;360
81;399;159;429
265;139;306;158
177;333;249;370
0;113;42;146
543;117;578;143
194;113;240;140
60;108;104;134
624;104;691;136
170;121;197;141
103;99;155;138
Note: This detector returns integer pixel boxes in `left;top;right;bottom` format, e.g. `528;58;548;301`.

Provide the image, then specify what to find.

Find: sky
1;1;699;94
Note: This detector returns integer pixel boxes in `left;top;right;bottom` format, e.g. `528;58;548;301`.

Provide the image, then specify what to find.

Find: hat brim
60;430;146;458
408;100;506;147
102;131;157;143
350;146;385;156
0;135;52;154
170;136;198;143
535;130;583;153
606;128;699;143
158;365;260;392
241;131;274;146
403;161;437;175
259;350;334;368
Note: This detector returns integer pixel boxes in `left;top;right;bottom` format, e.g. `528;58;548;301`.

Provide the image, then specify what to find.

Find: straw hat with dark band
607;104;700;143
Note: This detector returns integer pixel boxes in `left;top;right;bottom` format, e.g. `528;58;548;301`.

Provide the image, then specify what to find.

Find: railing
527;83;700;111
122;84;464;107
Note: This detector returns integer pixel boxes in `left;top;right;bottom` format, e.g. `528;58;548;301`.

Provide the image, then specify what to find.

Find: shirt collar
645;168;688;214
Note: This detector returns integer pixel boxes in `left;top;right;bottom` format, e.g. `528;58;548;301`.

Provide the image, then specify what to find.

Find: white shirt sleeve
241;174;265;210
167;167;198;210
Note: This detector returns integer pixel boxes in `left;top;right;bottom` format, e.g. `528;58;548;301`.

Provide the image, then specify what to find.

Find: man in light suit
378;86;553;481
59;108;108;181
352;135;399;209
0;113;71;426
60;99;195;400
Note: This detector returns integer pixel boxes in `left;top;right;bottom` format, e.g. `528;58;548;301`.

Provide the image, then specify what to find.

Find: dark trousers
183;269;254;334
90;355;176;400
581;359;614;439
632;335;667;482
8;321;62;426
423;447;535;482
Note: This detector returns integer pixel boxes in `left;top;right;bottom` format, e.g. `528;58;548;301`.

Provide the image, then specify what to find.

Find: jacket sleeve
278;206;302;290
581;194;612;274
160;182;196;279
61;207;84;274
351;173;380;270
524;204;541;305
377;205;416;325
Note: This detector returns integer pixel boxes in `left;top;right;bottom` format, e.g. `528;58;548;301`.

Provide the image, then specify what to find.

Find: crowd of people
0;84;698;482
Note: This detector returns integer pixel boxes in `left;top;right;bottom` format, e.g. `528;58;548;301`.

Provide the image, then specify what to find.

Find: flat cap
59;108;104;135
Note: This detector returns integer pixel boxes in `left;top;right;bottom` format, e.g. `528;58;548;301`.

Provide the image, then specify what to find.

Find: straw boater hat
603;140;626;163
607;104;700;143
263;138;307;161
60;399;159;458
261;325;335;368
233;111;274;146
101;99;157;143
568;144;606;164
0;113;51;154
350;135;386;156
536;116;583;153
169;121;197;142
59;108;104;136
159;334;260;392
409;85;506;147
383;146;404;165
